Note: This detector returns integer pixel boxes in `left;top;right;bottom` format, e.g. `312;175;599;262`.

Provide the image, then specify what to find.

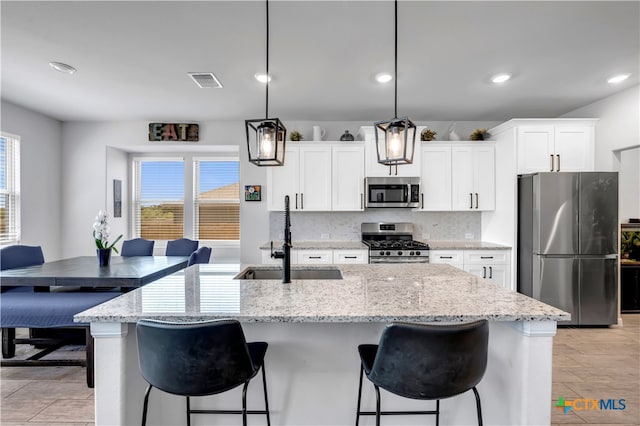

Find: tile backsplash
269;211;481;242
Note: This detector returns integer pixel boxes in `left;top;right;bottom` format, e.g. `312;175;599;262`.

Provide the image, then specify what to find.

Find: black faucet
271;195;292;283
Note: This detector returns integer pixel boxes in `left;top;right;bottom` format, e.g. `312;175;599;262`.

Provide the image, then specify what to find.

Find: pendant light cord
265;0;270;119
394;0;398;119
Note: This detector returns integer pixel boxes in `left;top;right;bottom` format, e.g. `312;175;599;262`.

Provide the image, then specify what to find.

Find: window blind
133;159;184;240
0;134;20;244
194;160;240;241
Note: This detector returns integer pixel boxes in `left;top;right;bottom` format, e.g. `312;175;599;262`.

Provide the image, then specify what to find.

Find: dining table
0;255;190;289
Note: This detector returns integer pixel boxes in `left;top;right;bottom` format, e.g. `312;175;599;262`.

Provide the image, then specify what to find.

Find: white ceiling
1;1;638;123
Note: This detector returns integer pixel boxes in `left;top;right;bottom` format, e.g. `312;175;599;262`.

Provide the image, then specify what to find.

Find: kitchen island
76;263;569;426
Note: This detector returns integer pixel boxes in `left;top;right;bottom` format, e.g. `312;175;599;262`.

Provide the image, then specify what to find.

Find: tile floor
1;315;639;425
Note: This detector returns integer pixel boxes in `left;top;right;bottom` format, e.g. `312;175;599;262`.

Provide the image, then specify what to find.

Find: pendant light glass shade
246;118;286;166
374;0;416;166
374;117;416;165
246;0;286;167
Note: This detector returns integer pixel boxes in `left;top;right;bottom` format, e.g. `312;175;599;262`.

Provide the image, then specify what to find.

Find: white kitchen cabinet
298;250;333;265
430;249;511;288
359;126;421;177
429;250;464;268
267;145;332;211
261;249;299;265
333;249;368;264
451;145;495;211
332;145;365;211
418;145;452;211
516;124;595;174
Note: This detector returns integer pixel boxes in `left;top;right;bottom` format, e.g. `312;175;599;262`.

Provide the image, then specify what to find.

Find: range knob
410;251;415;256
416;251;421;255
397;251;403;256
385;251;391;256
379;251;385;256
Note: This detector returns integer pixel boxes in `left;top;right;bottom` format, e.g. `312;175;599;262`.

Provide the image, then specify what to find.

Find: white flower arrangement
92;210;123;253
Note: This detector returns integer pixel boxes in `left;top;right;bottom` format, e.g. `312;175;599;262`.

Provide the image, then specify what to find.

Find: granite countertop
75;263;568;324
427;241;511;250
259;241;368;250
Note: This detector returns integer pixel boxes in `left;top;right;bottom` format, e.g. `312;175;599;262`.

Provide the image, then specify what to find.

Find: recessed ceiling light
254;73;271;83
49;61;76;74
375;73;393;83
607;73;630;84
491;73;511;84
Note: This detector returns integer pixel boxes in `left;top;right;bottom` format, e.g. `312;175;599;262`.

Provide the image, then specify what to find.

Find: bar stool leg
374;385;381;426
472;386;483;426
261;363;271;426
355;366;364;426
186;396;191;426
436;399;440;426
141;384;152;426
242;381;249;426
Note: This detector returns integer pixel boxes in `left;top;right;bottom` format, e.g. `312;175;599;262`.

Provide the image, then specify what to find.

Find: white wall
561;84;640;171
0;100;63;260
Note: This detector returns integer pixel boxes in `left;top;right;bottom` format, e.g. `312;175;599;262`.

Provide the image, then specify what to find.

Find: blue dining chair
165;238;198;256
187;247;212;266
121;238;155;257
1;245;45;293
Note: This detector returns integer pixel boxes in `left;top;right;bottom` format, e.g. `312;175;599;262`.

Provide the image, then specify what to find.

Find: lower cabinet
430;249;511;289
261;248;368;265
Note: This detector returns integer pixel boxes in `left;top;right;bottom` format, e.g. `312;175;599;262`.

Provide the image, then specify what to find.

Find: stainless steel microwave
365;177;420;208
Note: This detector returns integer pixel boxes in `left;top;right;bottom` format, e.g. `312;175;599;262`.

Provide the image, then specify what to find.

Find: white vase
448;123;460;141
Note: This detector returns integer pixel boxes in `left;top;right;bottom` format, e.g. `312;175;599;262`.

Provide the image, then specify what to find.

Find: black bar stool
355;319;489;426
136;319;270;426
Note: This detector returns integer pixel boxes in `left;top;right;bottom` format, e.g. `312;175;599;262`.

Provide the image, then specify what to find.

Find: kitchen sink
234;267;343;280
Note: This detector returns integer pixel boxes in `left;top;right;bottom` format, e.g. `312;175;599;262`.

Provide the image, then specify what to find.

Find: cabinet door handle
556;154;560;172
489;266;493;279
395;164;398;176
469;193;473;209
388;165;392;176
482;266;487;278
550;154;554;172
301;193;304;210
480;256;494;259
344;256;357;259
360;193;364;210
421;193;424;209
295;193;299;209
475;193;479;209
440;256;453;259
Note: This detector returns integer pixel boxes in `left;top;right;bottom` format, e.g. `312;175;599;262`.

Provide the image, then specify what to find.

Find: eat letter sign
148;123;199;141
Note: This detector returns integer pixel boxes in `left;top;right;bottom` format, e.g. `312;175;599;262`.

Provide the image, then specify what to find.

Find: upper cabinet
267;142;364;212
512;120;596;174
359;126;422;177
417;142;495;212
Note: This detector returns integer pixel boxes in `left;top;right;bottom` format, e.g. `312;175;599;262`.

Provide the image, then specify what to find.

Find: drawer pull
480;256;494;259
440;256;453;259
308;256;322;259
344;256;357;259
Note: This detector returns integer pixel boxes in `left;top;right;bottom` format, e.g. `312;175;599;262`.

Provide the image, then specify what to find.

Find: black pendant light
374;0;416;170
246;0;287;166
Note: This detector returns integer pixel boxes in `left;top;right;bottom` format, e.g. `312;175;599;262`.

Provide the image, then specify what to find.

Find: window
132;156;240;242
194;160;240;240
0;133;20;244
133;159;184;240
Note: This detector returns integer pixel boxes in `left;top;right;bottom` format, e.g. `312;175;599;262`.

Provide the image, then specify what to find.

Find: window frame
0;132;21;245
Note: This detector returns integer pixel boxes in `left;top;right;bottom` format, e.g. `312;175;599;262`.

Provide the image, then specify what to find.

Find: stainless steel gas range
362;222;430;263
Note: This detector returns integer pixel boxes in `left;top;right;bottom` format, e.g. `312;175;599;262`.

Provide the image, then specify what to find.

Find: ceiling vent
188;72;223;89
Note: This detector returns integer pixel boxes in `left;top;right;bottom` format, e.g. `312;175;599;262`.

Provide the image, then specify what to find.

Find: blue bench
1;290;119;388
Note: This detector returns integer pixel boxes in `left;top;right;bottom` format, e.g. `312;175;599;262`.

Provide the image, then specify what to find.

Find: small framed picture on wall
244;185;261;202
113;179;122;217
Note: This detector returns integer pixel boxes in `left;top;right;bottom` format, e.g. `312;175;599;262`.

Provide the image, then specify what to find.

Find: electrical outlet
321;233;330;240
465;233;474;240
422;233;430;240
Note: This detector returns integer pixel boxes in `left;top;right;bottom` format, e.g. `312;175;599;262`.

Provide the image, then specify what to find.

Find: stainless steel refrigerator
518;172;618;325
